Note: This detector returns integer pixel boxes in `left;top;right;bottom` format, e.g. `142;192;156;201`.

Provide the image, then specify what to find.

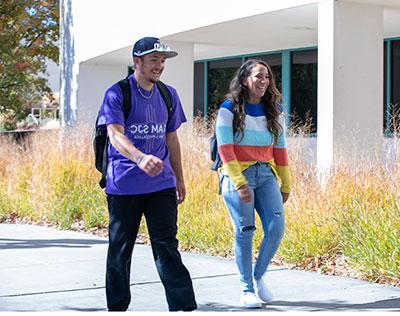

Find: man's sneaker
240;292;262;308
255;278;273;303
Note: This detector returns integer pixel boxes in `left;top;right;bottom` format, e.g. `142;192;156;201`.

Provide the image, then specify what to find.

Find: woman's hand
281;192;290;204
237;184;252;203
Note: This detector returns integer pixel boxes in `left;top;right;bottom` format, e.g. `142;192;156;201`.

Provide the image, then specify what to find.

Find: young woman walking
215;59;291;308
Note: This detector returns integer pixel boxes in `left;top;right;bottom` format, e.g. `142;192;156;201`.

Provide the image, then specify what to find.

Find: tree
0;0;59;130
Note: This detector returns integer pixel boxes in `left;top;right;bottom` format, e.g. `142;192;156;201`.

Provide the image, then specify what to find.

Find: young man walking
96;37;197;312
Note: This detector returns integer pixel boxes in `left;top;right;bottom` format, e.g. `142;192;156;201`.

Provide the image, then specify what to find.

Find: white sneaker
240;292;262;308
255;278;273;303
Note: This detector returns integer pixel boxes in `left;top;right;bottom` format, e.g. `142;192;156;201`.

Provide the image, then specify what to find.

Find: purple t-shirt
97;75;187;195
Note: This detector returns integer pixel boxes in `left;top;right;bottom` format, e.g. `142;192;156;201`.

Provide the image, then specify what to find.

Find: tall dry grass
0;127;107;228
0;120;399;285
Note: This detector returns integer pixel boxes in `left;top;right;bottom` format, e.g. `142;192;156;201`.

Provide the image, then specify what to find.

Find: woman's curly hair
226;59;283;143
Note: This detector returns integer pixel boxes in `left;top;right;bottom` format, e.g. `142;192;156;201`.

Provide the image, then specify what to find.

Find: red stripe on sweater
273;147;289;166
218;144;274;163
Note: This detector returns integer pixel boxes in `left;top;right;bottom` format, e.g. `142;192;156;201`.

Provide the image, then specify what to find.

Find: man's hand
166;131;186;204
237;184;252;203
176;180;186;204
137;154;163;177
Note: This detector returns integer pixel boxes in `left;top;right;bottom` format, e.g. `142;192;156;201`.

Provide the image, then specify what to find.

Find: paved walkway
1;224;399;312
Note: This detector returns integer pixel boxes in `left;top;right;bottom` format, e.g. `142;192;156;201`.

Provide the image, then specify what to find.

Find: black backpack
209;115;236;171
94;78;173;188
209;102;283;171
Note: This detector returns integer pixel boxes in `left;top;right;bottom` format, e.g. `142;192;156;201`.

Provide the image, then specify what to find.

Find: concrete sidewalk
0;223;399;312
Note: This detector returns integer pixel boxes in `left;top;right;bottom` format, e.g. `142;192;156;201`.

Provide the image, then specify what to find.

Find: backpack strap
156;80;173;119
99;79;132;189
120;78;172;119
118;78;132;120
99;135;108;188
276;101;284;113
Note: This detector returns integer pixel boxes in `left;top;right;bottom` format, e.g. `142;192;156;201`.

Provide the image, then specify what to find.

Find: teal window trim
203;61;208;118
194;45;317;63
385;36;400;41
281;50;291;120
385;40;392;135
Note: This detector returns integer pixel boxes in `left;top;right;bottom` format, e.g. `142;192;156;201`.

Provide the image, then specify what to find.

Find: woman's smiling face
243;63;270;104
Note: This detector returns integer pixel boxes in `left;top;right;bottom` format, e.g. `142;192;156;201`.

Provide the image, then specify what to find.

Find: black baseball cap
132;37;178;58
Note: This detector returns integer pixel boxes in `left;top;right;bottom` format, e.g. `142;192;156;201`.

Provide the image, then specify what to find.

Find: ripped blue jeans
220;162;284;293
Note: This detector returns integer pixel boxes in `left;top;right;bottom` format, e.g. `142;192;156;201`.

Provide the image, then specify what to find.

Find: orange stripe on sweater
218;144;274;163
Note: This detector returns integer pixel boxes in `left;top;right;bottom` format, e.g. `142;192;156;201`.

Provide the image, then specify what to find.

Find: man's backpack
94;78;173;188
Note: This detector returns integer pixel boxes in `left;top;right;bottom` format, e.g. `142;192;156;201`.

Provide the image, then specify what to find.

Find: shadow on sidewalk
198;302;282;311
197;297;400;312
59;307;106;312
270;297;400;311
0;237;108;250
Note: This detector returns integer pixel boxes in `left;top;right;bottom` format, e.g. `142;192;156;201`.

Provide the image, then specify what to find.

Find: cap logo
154;42;171;51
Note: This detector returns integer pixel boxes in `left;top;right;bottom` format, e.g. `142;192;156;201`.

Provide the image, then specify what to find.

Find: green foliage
0;0;59;130
339;200;400;282
279;219;338;264
0;183;12;219
177;181;234;256
46;161;108;229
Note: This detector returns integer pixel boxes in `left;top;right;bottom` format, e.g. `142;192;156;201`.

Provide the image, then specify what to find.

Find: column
60;0;79;127
317;0;383;176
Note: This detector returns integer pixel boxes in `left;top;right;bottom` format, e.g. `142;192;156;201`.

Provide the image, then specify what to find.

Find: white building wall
317;1;384;173
317;0;335;173
333;1;383;142
77;63;127;126
45;59;60;93
159;41;194;122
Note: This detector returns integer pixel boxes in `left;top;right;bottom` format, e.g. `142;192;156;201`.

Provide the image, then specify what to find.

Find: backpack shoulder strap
99;78;131;189
117;78;132;121
156;81;173;118
276;102;284;114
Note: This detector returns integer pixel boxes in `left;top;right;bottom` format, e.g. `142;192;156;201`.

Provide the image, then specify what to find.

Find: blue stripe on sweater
216;126;274;146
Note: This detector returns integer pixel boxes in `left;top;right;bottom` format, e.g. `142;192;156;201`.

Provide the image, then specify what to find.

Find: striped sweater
216;99;291;193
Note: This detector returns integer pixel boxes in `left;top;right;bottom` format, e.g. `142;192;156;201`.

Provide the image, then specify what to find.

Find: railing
0;128;58;143
31;107;59;124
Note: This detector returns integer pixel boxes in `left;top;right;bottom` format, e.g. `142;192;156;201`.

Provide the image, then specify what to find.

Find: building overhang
83;1;400;66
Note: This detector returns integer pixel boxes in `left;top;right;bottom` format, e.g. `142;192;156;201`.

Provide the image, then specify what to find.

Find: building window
208;58;242;116
384;41;387;133
193;62;205;117
385;40;400;134
291;49;318;133
246;54;282;93
390;40;400;133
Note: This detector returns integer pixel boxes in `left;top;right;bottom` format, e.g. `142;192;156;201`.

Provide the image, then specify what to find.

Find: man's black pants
106;187;197;311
